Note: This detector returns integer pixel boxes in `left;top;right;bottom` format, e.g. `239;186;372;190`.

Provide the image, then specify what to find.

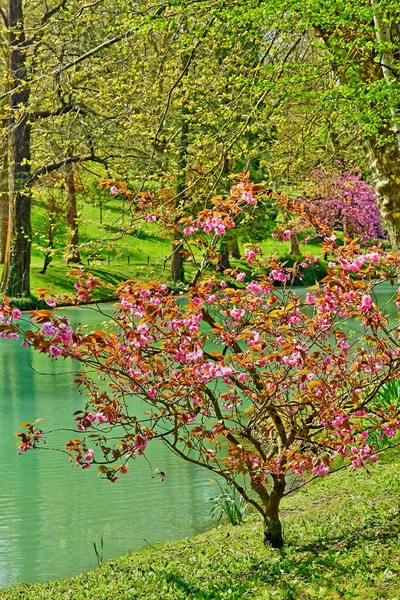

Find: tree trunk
170;241;185;283
64;162;81;264
263;475;285;549
0;144;8;263
289;232;301;256
170;55;189;284
219;241;231;270
229;235;241;259
316;22;400;251
1;0;32;297
363;137;400;252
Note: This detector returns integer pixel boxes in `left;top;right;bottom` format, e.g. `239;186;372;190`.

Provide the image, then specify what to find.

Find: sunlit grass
2;452;399;599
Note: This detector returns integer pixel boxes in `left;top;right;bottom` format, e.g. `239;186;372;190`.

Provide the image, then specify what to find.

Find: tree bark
315;18;400;250
363;136;400;252
64;162;81;264
219;241;231;270
1;0;32;297
289;232;301;256
263;475;285;549
229;235;241;259
170;55;189;284
0;142;8;263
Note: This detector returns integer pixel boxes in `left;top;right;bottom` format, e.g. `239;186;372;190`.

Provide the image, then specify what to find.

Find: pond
0;304;215;588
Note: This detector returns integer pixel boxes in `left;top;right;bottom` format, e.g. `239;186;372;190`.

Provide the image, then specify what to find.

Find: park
0;1;399;598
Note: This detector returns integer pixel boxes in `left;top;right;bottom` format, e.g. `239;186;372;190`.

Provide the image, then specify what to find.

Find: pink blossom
236;272;246;282
42;322;57;336
45;298;56;308
332;414;346;428
84;449;94;461
244;249;256;260
12;308;22;320
246;281;262;293
109;185;118;195
134;435;148;454
282;230;292;240
137;323;149;334
95;413;108;423
242;191;256;204
313;463;329;476
49;345;62;357
360;294;372;311
230;308;245;320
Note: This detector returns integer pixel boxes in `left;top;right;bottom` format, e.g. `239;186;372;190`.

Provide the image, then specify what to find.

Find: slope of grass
1;452;399;599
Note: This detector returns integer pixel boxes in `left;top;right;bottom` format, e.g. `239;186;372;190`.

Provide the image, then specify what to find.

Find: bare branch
30;154;106;182
29;103;77;122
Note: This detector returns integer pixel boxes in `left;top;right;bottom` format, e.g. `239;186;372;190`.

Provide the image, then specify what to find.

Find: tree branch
0;7;8;28
30;154;106;182
29;103;77;122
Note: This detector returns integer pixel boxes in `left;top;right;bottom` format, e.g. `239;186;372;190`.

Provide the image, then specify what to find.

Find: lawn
1;452;399;599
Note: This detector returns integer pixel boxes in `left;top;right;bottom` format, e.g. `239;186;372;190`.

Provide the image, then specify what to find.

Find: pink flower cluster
76;412;109;431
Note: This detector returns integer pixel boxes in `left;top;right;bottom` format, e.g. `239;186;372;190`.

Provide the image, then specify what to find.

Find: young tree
3;175;400;549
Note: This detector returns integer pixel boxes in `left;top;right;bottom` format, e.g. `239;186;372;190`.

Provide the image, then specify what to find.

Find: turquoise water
0;304;215;587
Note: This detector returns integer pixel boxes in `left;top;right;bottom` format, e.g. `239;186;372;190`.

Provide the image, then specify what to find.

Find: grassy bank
1;452;399;600
1;187;330;309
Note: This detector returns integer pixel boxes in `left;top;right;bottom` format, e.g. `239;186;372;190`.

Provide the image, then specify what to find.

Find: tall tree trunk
363;136;400;251
316;20;400;251
0;143;8;263
171;56;189;284
1;0;32;297
263;475;285;549
64;162;81;264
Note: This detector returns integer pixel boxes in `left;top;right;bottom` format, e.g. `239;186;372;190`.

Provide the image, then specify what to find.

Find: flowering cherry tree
1;175;400;549
303;165;384;245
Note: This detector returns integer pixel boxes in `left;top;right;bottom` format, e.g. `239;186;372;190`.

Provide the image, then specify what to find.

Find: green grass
2;452;399;599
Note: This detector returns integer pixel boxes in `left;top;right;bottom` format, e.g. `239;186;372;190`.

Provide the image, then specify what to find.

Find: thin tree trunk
64;162;81;264
0;143;8;263
263;475;285;549
171;54;189;284
219;241;231;270
289;232;301;256
229;234;241;259
1;0;32;297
